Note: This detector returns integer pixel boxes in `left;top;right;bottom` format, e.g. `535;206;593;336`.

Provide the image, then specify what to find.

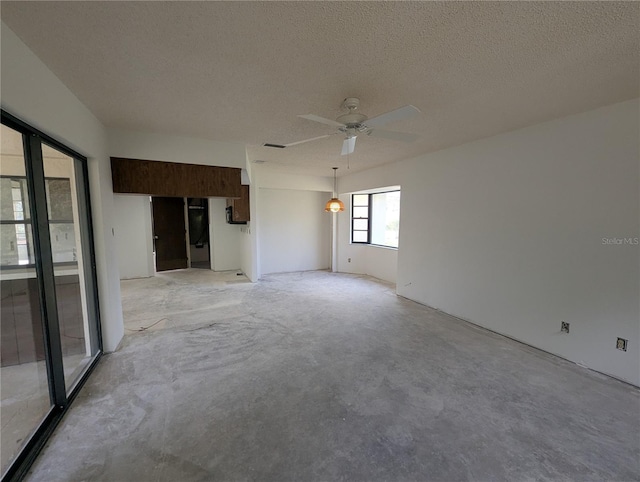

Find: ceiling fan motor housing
337;98;368;129
336;113;368;127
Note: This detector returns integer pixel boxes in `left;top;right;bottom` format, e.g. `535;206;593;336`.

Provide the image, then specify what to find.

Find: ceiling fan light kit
266;97;421;156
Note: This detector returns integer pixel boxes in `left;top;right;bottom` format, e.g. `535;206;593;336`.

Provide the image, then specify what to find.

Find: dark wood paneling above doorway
111;157;242;198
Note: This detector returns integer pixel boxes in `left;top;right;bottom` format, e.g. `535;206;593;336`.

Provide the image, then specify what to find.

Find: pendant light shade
325;167;345;213
325;198;345;213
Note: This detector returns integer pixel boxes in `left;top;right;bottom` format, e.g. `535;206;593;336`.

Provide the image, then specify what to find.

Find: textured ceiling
2;2;638;177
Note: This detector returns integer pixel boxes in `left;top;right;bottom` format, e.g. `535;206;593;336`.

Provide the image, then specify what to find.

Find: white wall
249;164;333;280
1;23;124;352
257;168;334;192
258;188;331;275
113;195;154;279
108;128;246;168
239;222;255;280
335;184;400;284
339;99;640;386
209;198;241;271
337;235;398;283
247;180;259;280
236;157;258;281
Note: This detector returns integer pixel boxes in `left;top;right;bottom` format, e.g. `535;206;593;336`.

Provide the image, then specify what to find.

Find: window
1;177;75;266
1;178;34;265
351;190;400;248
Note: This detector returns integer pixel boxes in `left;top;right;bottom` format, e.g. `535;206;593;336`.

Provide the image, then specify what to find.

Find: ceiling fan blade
367;129;418;143
365;105;421;128
341;136;356;156
284;134;333;147
298;114;345;128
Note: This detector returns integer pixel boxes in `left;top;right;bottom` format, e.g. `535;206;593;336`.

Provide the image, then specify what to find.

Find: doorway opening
187;198;210;270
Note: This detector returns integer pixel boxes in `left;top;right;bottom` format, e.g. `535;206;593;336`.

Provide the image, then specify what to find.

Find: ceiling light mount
342;97;360;111
336;97;368;127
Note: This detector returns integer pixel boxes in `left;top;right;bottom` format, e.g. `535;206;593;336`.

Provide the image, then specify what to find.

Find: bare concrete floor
121;269;250;334
1;353;91;473
26;270;639;481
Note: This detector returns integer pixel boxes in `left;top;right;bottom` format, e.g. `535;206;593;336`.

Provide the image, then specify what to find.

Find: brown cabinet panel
226;184;250;222
111;157;241;198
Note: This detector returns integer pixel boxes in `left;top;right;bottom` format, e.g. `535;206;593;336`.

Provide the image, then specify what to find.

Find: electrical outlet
616;338;628;352
561;321;570;333
348;258;351;263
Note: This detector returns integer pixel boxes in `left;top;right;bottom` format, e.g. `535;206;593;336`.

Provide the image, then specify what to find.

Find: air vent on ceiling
263;143;286;149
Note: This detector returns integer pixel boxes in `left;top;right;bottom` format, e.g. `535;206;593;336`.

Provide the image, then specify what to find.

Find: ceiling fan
265;98;421;155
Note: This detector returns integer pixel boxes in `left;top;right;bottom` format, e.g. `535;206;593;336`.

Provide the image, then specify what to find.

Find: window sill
350;243;398;251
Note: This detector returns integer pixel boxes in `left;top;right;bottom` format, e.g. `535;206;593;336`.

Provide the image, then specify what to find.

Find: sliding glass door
41;144;100;393
0;124;52;474
1;114;102;480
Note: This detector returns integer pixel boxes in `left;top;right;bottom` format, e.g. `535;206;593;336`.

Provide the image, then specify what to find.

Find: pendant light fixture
325;167;345;213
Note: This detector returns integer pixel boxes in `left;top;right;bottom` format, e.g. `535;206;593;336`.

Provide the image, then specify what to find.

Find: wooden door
152;197;188;272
